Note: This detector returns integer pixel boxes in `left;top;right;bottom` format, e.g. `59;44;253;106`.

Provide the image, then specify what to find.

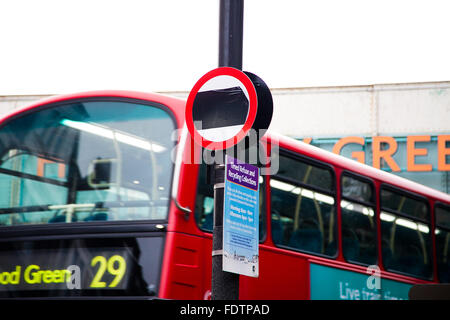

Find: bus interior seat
438;260;450;283
390;225;427;276
49;212;79;223
289;228;322;253
84;212;108;221
324;241;337;256
49;215;67;223
343;236;360;262
201;213;213;231
382;240;393;269
271;217;283;244
342;229;359;262
438;237;450;282
398;244;424;276
282;219;294;244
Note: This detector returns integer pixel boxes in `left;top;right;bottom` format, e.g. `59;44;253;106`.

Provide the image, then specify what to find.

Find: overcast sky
1;0;449;95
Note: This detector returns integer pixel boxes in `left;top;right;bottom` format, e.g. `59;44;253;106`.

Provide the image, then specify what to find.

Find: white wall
269;82;450;139
1;81;449;139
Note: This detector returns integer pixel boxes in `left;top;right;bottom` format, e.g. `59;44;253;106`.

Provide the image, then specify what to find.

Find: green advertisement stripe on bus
310;263;412;300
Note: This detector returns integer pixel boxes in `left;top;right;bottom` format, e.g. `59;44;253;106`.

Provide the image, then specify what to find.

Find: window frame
340;171;378;266
274;149;336;196
379;184;433;279
435;202;450;231
380;185;430;225
269;148;338;259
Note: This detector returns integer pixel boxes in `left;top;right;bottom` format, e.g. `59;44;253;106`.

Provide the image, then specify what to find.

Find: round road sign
185;67;258;150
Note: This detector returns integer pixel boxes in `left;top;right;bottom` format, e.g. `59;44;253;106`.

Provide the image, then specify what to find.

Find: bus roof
0;90;187;129
266;131;450;204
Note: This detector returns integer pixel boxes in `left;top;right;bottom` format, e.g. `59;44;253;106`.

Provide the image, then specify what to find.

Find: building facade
268;82;450;193
1;81;449;193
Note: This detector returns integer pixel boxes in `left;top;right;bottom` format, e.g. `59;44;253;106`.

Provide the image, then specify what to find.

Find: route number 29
90;255;126;288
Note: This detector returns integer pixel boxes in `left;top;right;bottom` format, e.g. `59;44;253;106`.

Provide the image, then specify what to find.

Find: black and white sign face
193;75;250;143
186;67;258;150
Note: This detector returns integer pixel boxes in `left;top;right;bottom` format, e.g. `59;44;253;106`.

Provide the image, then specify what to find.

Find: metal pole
211;0;244;300
218;0;244;69
211;163;240;300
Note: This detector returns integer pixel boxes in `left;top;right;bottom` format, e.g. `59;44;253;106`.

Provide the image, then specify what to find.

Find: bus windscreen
0;100;176;226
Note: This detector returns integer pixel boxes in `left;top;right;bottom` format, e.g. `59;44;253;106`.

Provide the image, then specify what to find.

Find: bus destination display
0;248;131;291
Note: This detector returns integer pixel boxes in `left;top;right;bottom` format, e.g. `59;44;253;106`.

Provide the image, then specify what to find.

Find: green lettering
42;270;54;283
53;270;63;283
10;266;21;284
0;272;8;285
24;265;40;284
63;269;71;283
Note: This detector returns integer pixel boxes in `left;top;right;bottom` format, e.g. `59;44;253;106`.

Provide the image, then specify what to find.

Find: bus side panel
200;236;213;299
240;248;310;300
159;231;206;299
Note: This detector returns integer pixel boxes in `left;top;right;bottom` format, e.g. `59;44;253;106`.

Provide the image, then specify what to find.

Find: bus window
380;187;432;279
195;163;214;231
381;188;429;221
340;174;377;265
270;154;336;256
0;100;175;226
435;204;450;283
195;161;267;241
275;154;333;191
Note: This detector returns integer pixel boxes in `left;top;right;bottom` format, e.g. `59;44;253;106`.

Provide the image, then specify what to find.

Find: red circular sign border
185;67;258;150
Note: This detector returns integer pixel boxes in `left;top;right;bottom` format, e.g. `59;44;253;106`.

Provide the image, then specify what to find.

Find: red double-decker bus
0;90;448;299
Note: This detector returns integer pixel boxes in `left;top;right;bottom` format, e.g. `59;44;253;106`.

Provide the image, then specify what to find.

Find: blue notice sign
223;155;259;277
